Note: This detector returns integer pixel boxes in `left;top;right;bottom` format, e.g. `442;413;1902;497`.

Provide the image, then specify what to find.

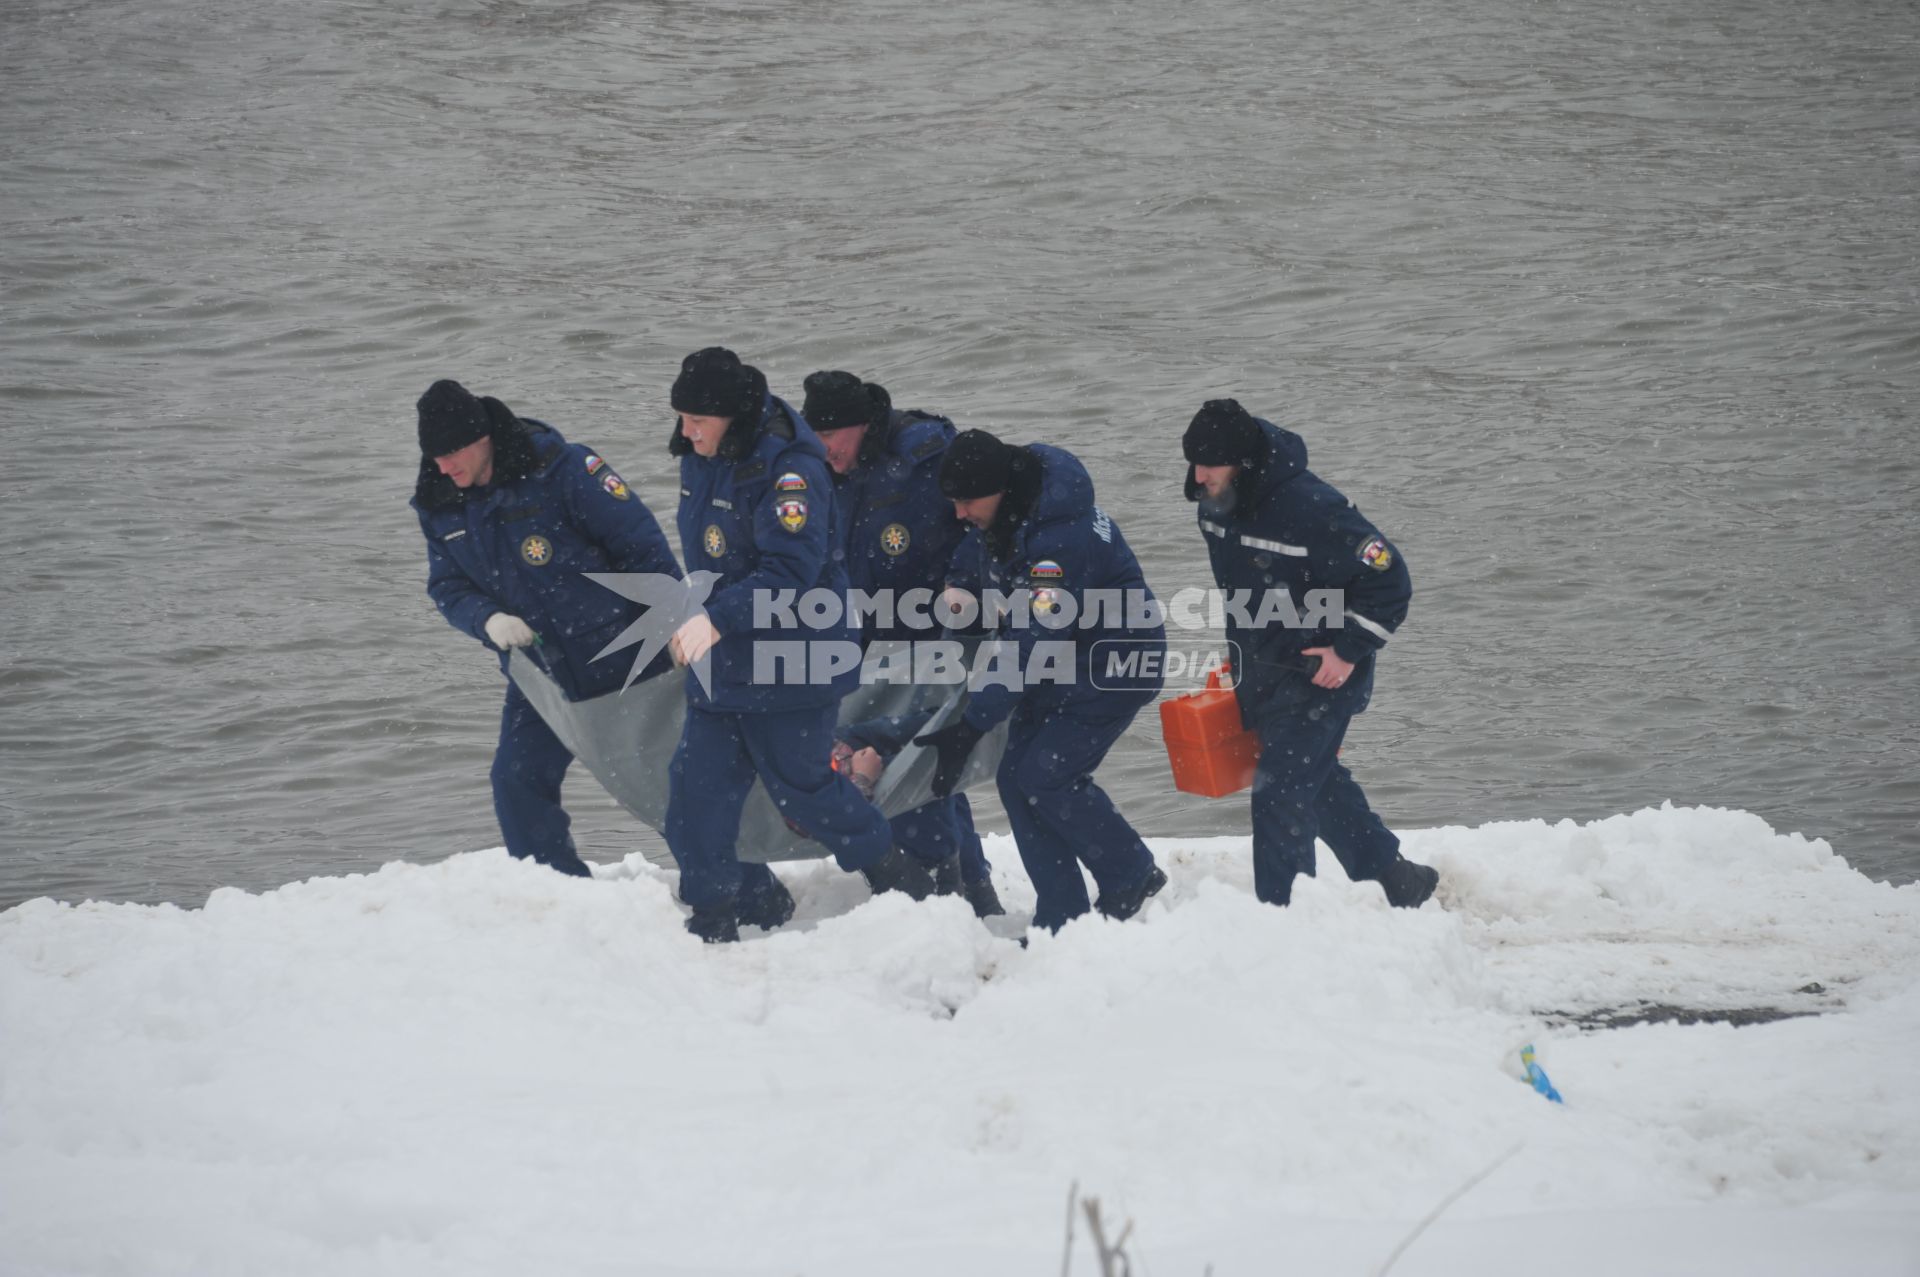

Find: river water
2;0;1916;908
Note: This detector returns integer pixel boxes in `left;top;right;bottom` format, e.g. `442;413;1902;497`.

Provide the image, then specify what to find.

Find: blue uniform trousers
890;794;992;885
665;703;893;911
491;683;594;878
996;691;1159;932
1250;702;1400;905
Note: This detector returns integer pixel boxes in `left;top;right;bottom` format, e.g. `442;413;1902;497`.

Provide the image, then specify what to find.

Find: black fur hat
803;370;889;432
417;379;490;457
671;347;761;419
939;429;1017;500
1182;398;1265;467
413;393;536;509
668;347;770;460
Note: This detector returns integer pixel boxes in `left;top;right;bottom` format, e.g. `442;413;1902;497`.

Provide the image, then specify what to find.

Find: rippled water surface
3;0;1916;906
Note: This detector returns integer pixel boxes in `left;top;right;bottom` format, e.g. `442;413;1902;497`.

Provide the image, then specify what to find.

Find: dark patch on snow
1547;1001;1825;1031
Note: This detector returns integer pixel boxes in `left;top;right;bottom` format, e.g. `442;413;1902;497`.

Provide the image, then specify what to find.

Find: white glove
670;613;722;666
484;613;538;650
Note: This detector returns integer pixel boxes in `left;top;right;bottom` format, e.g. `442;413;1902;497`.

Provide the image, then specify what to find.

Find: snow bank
2;805;1916;1276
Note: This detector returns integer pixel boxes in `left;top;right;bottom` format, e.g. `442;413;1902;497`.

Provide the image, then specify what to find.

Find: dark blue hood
1026;443;1096;529
983;442;1093;561
747;395;829;470
1239;419;1308;505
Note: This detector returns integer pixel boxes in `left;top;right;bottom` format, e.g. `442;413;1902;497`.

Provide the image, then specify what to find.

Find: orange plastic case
1158;666;1261;797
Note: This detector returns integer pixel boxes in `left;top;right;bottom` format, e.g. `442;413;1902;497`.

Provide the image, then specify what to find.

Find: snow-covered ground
3;805;1917;1276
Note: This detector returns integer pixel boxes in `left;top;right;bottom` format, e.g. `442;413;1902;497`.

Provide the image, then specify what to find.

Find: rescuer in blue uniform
913;431;1169;933
1182;398;1438;910
800;370;1003;919
664;348;934;943
411;378;680;879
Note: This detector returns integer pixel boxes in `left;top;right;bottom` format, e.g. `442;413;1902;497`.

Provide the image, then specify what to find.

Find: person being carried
411;379;680;879
915;431;1169;933
1182;398;1437;910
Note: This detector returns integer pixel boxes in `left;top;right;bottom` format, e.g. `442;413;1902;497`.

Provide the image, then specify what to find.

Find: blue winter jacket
675;394;857;714
1191;418;1411;724
413;416;681;701
834;408;968;644
947;444;1166;728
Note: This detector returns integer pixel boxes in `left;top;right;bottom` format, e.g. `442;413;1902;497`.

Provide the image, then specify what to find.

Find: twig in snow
1062;1179;1078;1277
1373;1143;1525;1277
1081;1195;1136;1277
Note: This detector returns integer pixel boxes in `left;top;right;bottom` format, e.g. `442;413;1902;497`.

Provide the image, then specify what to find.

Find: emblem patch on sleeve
1358;537;1394;571
775;472;809;493
601;472;630;501
703;525;726;558
880;523;910;556
520;535;553;566
585;454;605;475
1032;587;1061;614
1030;560;1065;581
776;498;809;533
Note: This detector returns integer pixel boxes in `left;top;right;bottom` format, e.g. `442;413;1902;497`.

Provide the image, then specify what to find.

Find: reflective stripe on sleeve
1240;534;1309;556
1345;610;1392;641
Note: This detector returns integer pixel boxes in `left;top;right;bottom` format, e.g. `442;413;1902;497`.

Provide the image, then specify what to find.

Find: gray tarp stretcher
508;641;1008;867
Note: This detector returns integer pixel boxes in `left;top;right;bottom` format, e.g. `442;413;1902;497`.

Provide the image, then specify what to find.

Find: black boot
685;906;740;944
737;875;796;931
963;875;1006;919
1379;857;1439;909
930;855;965;897
862;846;937;901
1095;865;1167;921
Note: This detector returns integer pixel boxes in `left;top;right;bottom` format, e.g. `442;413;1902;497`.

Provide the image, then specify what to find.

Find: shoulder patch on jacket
585;453;606;475
1358;536;1394;571
775;471;808;493
776;497;809;533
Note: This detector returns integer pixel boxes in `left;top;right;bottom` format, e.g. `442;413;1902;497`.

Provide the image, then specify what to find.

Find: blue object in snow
1520;1043;1564;1104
